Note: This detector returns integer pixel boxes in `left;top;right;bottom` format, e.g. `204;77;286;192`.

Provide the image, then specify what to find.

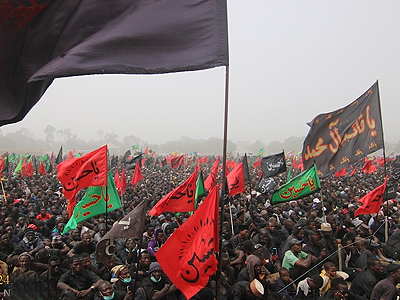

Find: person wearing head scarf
237;255;270;296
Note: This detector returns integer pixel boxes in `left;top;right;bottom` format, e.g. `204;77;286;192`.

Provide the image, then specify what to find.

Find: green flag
257;148;264;157
14;154;30;175
132;145;139;151
62;172;122;234
271;164;320;205
287;167;292;182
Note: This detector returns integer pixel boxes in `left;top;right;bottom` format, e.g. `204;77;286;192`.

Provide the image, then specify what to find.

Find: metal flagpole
375;81;389;243
217;64;230;300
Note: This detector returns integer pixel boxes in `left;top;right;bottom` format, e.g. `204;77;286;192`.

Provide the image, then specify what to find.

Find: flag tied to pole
156;186;219;300
57;145;108;217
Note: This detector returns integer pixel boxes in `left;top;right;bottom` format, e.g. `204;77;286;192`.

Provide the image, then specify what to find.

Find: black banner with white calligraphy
302;81;383;177
256;176;277;194
261;152;286;177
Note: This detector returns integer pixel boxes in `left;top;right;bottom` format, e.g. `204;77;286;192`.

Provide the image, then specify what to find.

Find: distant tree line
0;125;398;156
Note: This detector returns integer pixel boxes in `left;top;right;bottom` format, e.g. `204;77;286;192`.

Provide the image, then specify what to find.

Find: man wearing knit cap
141;262;178;300
371;263;400;300
226;279;264;300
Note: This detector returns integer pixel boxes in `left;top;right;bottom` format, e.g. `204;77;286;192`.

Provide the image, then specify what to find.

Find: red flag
67;151;74;160
171;155;185;169
226;162;245;197
355;176;388;217
26;161;34;177
200;156;208;164
156;185;219;300
149;170;197;216
252;158;261;168
131;164;143;188
204;157;219;191
0;158;4;176
21;158;27;177
114;170;120;189
120;167;127;195
57;145;108;217
38;162;46;175
335;168;347;177
362;160;377;174
144;147;149;156
350;166;358;176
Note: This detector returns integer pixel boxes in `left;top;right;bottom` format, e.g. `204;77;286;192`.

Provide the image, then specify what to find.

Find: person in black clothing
141;262;178;300
129;251;151;283
94;280;134;300
57;255;102;300
39;255;65;300
349;258;384;300
295;275;323;300
68;232;96;257
111;265;135;296
317;278;348;300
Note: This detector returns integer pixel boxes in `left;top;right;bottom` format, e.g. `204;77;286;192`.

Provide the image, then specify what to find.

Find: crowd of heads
0;154;399;300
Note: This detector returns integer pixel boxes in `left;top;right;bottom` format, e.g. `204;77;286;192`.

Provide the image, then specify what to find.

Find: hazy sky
2;1;400;147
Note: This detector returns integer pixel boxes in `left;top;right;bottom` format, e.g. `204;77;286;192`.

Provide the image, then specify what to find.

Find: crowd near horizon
0;151;399;300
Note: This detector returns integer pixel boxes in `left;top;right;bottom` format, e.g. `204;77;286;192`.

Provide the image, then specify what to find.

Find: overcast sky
2;1;400;147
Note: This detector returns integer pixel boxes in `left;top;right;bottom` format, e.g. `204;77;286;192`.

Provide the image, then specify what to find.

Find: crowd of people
0;153;399;300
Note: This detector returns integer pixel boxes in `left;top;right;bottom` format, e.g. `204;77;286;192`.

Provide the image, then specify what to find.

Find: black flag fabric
256;176;277;194
302;81;383;177
242;153;250;182
261;152;286;178
0;0;229;127
55;145;63;165
96;199;147;263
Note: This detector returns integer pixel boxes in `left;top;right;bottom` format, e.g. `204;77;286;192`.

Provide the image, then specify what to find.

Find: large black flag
302;81;383;177
261;152;286;177
0;0;229;127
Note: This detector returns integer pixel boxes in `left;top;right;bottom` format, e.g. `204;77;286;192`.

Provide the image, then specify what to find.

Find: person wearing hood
147;229;165;261
18;227;44;257
161;222;172;240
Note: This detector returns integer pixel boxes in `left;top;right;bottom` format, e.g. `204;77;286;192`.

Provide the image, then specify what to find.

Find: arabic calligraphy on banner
57;145;108;200
155;186;219;300
271;164;321;204
302;81;383;177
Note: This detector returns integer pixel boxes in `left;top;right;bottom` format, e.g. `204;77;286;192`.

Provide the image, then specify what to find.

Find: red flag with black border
156;185;219;300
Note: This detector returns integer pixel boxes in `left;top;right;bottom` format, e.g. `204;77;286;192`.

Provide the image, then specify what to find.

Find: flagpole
217;64;230;300
375;81;389;243
132;198;149;297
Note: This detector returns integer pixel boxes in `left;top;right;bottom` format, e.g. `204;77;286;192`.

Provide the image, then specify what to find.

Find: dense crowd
0;155;399;300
